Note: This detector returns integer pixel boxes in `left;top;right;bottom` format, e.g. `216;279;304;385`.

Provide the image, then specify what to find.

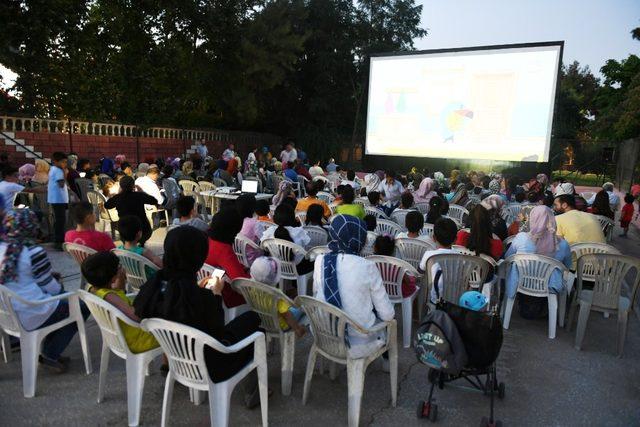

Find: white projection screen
365;42;563;163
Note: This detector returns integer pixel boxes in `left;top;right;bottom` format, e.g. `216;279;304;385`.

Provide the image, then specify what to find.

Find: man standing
553;194;605;244
196;139;209;159
222;143;235;162
48;152;70;250
280;142;297;168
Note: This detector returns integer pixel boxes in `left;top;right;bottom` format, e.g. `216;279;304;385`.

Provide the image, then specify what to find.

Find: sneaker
39;355;68;373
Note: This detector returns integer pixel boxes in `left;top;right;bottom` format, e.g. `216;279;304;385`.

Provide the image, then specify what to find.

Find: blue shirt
284;168;298;182
47;166;69;204
504;232;572;298
326;162;337;173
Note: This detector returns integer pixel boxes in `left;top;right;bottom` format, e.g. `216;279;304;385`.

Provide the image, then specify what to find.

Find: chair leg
617;310;629;357
567;298;578;332
346;358;366;427
297;275;308;297
329;362;338;380
209;383;232;427
503;297;515;329
97;343;110;403
20;334;39;398
389;342;398;407
257;358;269;426
126;356;147;427
574;301;592;350
71;299;93;375
416;281;426;321
302;347;318;405
281;332;295;396
558;291;567;329
401;299;413;348
0;331;11;363
160;372;175;427
547;294;558;339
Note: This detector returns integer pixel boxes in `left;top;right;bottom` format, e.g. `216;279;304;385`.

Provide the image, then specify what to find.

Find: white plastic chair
295;210;307;225
367;255;420;348
233;234;263;268
78;290;162;426
354;197;369;207
503;235;516;250
570;242;621;279
501;204;524;226
112;249;160;294
425;253;492;306
0;287;92;397
595;215;615;242
261;238;311;296
179;179;200;197
502;254;569;339
307;245;331;261
88;190;119;239
375;219;405;238
232;279;298;395
360;231;378;257
303;225;329;249
364;205;389;220
395;238;436;319
317;191;335;204
390;209;412;226
198;181;217;215
419;223;435;240
415;202;429;215
446;204;469;226
328;202;340;216
141;318;268;427
196;264;250;324
63;242;97;289
568;254;640;356
296;296;397;427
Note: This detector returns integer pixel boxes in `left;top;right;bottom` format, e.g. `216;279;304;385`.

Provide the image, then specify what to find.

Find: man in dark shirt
104;176;158;245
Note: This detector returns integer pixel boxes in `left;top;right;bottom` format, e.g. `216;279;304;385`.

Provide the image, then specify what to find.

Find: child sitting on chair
255;199;273;223
396;210;432;242
250;256;306;338
82;252;160;354
117;215;163;278
373;235;417;298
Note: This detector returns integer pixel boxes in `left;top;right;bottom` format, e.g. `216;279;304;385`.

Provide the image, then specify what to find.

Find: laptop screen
241;180;258;193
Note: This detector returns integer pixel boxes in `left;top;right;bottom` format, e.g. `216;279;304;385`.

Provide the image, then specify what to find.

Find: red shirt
455;230;503;260
621;203;634;223
64;229;115;252
205;239;247;308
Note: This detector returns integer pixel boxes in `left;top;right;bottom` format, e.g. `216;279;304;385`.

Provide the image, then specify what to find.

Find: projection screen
365;42;563;162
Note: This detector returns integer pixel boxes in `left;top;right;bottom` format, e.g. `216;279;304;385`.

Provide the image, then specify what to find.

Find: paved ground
1;224;640;426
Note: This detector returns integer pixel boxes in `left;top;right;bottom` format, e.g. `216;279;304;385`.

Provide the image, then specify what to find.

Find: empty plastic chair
303;225;329;249
63;242;97;289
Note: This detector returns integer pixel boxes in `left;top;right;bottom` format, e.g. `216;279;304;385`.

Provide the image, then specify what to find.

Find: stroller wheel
417;401;438;422
498;382;505;399
480;417;502;427
428;404;438;422
417;401;427;419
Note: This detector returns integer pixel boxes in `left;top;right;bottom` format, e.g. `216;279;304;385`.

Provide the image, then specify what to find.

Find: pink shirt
65;230;115;252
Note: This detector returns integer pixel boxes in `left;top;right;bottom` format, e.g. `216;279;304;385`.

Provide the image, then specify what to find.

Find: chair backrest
577;254;640;310
354;197;369;207
503;235;516;249
415;202;429;215
232;279;292;334
451;245;475;256
426;253;492;303
295;210;307;225
198;181;216;192
303;226;329;248
307;245;331;261
87;190;111;221
328;202;339;216
295;296;354;360
112;249;159;292
447;204;469;224
63;242;97;267
419;223;434;240
78;290;137;357
390;209;412;226
570;242;620;278
261;238;307;280
317;191;335;204
142;318;224;388
196;263;220;283
501;204;524;226
367;255;419;301
375;219;405;238
0;286;23;336
364;205;389;220
75;178;93;202
395;238;435;270
594;215;614;242
162;179;181;210
179;180;200;196
212;177;227;188
360;231;378;257
233;235;262;268
503;254;568;297
258;219;275;230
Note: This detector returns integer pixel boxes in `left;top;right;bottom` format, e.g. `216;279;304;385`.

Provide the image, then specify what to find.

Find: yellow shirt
555;210;605;245
277;300;292;330
296;197;331;218
335;203;366;220
92;287;159;354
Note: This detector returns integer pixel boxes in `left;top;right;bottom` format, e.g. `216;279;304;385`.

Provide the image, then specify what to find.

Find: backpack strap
433;269;443;300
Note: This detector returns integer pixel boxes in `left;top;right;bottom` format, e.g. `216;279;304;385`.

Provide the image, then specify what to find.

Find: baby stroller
414;271;504;426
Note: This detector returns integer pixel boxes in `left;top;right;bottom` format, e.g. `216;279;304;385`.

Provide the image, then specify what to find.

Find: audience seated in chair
397;211;431;242
373;235;417;298
65;202;116;252
172;195;209;232
116;216;163;277
419;217;459;303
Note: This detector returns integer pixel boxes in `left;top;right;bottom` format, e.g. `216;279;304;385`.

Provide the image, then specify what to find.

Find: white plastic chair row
233;234;263;268
303;225;329;248
261;238;312;296
196;264;250;324
63;242;97;289
595;215;615;242
112;249;160;294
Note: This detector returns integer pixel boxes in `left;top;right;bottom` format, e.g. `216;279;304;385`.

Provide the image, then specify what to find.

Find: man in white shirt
309;160;324;178
48;152;70;250
340;169;361;191
586;182;620;211
222;143;235;162
196;139;208;159
0;166;26;210
280;142;297;166
135;166;165;204
380;170;404;211
419;218;460;302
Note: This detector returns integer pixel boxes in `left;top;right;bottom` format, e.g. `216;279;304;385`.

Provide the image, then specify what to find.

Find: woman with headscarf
480;194;508;241
18;163;35;184
0;209;89;371
134;226;262;406
426;195;449;224
504;205;572;300
413;177;437;204
363;173;381;195
100;157;115;176
272;180;295;206
449;182;468;206
32;159;50;185
312;214;394;358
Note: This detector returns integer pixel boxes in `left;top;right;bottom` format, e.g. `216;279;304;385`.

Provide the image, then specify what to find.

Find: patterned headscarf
433;172;445;188
1;209;39;282
481;194;505;213
450;183;468;205
272;181;292;206
527;206;558;256
323;215;367;309
489;179;501;194
18;164;35;183
364;173;381;194
414;178;437;204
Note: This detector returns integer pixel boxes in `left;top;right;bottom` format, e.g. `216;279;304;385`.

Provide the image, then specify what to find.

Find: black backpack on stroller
415;309;468;375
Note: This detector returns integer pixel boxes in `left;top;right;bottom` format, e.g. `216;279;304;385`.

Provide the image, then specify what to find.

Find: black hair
306;204;324;226
163;225;209;278
542;191;554;207
78;158;91;171
52;151;67;162
281;197;298;210
306;180;320;197
363;214;377;231
467;205;492;256
624;193;635;204
433;217;457;247
119;175;135;192
368;191;380;206
273;204;296;242
342;185;355;204
287;161;295;169
118;215;143;242
360;187;367;197
592;190;614;218
208;207;243;244
401;191;414;209
71;201;95;224
81;252;120;289
347;170;355;181
162;165;174;177
255;199;270;216
236;194;257;219
176;195;196;217
385;170;396;179
405;210;424;233
3;165;17;177
481;176;491;189
527;191;539;203
121;162;132;171
374;235;395;256
336;184;346;195
515;192;526;203
555;194;576;208
426;196;448;224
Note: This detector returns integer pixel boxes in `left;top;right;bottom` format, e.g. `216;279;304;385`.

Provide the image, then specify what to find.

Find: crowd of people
0;140;637;416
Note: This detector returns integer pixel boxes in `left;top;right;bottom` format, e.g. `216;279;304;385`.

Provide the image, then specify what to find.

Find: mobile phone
205;269;226;290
